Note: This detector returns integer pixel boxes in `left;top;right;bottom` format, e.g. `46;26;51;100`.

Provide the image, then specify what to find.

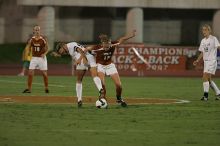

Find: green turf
0;76;220;146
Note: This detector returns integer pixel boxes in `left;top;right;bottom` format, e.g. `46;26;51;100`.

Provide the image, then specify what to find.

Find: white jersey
66;42;85;60
66;42;97;69
199;35;220;61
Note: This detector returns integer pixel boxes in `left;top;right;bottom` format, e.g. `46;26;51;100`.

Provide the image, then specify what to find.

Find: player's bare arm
41;41;49;58
84;45;95;52
50;51;61;57
117;29;136;44
193;52;203;66
75;47;88;65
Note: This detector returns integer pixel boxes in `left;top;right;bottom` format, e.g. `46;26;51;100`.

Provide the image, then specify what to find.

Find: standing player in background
18;35;32;76
193;24;220;100
51;42;104;107
23;25;49;93
86;30;136;107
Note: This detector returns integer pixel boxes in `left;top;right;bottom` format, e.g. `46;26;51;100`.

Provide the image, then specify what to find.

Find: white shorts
29;56;48;70
86;53;97;68
76;64;88;70
75;53;97;70
97;63;118;76
204;60;217;75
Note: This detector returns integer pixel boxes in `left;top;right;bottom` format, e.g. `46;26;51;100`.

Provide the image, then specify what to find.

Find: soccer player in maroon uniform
23;25;49;93
86;30;136;107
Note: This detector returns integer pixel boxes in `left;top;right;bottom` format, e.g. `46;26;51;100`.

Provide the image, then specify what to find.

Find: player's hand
76;58;82;65
82;57;88;65
83;47;88;53
193;60;199;66
50;51;61;57
41;54;46;58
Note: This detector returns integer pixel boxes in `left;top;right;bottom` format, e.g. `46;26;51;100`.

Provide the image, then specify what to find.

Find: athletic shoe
117;99;127;107
99;89;105;99
201;96;208;101
23;89;31;93
78;100;82;108
215;95;220;100
45;89;49;93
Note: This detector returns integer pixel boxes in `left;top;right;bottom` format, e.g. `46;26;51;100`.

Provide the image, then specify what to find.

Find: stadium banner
113;44;199;76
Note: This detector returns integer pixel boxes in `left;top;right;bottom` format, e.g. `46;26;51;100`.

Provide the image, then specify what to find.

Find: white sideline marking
0;79;65;87
122;98;190;105
175;99;191;104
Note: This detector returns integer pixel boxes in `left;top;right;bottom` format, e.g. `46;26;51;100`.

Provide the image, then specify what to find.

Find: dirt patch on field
0;96;188;105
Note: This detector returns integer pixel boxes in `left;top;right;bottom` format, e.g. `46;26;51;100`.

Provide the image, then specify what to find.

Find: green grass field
0;76;220;146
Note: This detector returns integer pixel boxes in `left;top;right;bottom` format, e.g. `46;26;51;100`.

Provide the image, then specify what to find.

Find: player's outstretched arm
50;51;61;57
85;45;95;51
117;29;136;44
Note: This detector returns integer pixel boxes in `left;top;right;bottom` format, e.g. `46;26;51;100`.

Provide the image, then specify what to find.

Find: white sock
210;81;220;95
76;83;82;102
203;81;209;93
93;76;102;91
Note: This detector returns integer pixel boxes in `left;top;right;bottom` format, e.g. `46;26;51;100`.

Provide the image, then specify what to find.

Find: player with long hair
193;24;220;100
86;30;136;107
51;42;104;107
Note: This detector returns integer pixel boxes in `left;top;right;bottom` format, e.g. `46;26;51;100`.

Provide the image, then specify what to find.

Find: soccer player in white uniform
51;42;104;107
193;24;220;100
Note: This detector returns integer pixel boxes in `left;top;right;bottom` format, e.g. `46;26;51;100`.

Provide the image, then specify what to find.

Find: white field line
175;99;191;104
0;79;66;88
0;97;190;105
119;98;191;105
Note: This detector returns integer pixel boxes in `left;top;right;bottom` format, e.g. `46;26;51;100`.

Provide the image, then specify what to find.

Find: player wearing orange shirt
86;30;136;107
23;25;49;93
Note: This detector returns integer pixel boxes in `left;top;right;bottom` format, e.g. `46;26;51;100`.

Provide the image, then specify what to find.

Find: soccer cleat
215;95;220;100
116;99;127;107
78;100;83;108
45;89;49;93
22;89;31;93
201;96;208;101
99;89;105;99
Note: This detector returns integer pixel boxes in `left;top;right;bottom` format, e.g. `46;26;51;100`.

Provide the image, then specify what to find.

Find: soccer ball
96;98;108;109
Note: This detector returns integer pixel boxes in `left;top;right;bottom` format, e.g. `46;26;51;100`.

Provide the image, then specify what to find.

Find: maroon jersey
93;41;118;65
30;36;47;57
